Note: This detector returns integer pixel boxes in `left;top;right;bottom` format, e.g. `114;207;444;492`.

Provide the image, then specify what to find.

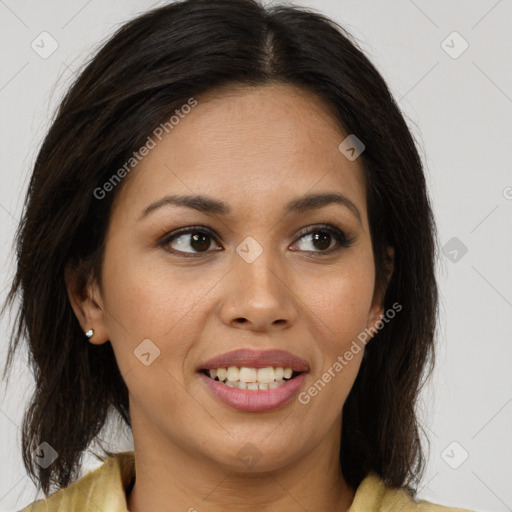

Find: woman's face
76;84;390;473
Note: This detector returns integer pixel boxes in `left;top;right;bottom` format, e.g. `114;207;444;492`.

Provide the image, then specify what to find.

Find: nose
218;246;299;332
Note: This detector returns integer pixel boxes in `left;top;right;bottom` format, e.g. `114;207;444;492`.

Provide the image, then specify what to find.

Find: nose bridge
235;236;284;299
219;234;298;330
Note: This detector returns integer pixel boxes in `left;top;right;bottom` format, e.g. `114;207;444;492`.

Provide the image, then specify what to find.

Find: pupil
313;232;330;251
191;233;210;252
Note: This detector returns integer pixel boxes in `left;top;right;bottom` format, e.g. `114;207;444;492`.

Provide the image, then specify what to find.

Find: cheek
100;242;221;369
301;258;376;344
101;237;193;329
297;264;372;418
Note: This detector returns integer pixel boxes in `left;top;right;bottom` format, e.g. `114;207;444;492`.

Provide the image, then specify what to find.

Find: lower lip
198;372;307;412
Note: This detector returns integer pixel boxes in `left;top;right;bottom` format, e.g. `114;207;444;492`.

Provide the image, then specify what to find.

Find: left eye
291;226;351;253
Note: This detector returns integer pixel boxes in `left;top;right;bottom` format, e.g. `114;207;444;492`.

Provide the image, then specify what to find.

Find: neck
126;415;355;512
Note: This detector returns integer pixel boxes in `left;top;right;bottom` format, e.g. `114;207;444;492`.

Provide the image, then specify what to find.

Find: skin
67;83;393;512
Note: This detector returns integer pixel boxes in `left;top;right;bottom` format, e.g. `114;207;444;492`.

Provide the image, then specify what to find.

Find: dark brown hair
2;0;437;498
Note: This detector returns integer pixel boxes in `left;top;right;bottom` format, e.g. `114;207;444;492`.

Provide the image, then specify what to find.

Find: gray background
1;1;511;511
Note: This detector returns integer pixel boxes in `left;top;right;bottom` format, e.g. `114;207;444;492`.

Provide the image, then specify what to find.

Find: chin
204;433;307;474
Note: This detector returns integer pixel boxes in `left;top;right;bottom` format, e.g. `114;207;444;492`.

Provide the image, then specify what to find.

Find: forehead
113;84;367;224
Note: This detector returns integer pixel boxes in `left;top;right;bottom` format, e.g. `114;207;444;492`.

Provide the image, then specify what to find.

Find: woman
2;0;475;510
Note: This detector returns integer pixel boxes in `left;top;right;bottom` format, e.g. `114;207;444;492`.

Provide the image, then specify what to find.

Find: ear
366;246;395;332
64;262;109;345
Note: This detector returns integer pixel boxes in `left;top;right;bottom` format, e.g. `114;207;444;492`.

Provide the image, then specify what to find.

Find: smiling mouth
199;367;303;390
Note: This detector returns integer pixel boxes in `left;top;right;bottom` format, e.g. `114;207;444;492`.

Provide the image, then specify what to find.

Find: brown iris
311;232;331;251
190;232;211;252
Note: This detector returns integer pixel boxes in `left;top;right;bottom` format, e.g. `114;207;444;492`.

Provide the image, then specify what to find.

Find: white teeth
256;367;275;384
226;366;239;382
205;365;297;389
220;379;287;390
239;367;257;383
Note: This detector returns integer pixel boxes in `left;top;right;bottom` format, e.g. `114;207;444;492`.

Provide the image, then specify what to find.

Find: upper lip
199;349;310;372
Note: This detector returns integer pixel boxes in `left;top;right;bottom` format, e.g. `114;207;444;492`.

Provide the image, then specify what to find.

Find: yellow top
18;451;475;512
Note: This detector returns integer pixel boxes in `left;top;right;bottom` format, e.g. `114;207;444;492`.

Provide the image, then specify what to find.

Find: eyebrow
139;192;362;225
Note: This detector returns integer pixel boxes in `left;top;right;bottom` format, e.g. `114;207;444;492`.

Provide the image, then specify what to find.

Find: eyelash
158;223;354;258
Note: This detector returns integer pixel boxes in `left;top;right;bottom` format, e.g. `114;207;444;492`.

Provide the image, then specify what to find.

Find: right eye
159;226;223;257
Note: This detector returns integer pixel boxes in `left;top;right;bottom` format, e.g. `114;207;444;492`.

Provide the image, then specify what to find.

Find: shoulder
350;472;477;512
17;451;135;512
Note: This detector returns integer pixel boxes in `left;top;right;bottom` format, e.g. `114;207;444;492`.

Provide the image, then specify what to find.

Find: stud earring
85;329;94;339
